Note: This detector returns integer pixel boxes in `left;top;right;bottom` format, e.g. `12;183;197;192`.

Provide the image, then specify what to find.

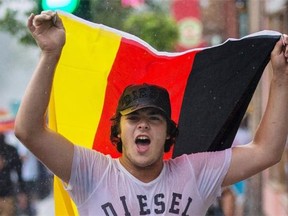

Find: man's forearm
15;52;61;139
254;76;288;163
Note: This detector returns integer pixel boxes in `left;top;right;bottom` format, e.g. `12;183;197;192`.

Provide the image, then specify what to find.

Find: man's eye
150;116;161;121
127;116;138;121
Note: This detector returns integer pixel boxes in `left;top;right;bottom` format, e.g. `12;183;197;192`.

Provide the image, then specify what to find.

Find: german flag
49;12;280;215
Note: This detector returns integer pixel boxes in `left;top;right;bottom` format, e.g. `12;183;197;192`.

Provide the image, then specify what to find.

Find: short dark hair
110;112;178;153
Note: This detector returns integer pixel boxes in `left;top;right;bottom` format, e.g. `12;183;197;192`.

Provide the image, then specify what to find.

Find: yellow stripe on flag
48;12;122;215
54;178;76;215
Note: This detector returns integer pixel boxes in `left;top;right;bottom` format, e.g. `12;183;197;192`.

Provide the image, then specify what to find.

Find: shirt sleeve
188;149;232;203
65;145;112;205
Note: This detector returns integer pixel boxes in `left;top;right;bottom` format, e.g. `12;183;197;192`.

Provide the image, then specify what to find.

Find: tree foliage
0;0;38;45
0;0;178;51
123;11;178;51
89;0;132;29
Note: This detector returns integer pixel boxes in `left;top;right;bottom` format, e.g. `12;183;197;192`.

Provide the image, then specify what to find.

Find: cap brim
120;104;167;116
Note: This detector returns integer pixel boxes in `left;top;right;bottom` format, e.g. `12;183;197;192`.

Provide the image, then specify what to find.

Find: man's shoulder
167;149;231;167
75;145;115;162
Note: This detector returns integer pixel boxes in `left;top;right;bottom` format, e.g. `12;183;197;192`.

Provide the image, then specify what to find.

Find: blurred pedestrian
219;118;252;216
17;143;39;216
0;132;25;216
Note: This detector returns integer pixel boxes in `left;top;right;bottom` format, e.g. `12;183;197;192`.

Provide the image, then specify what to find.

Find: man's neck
119;157;164;183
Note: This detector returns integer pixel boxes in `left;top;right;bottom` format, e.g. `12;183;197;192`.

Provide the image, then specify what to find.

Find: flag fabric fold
48;12;280;215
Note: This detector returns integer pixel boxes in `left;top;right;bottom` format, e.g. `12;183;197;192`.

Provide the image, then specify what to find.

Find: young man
15;11;288;215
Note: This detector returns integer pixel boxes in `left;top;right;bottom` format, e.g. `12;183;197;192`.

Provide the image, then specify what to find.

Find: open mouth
135;135;151;153
135;135;151;145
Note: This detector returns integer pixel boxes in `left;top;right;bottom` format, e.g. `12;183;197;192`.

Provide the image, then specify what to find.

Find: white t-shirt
66;145;231;216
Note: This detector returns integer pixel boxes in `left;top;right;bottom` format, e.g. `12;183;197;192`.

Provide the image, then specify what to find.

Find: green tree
0;0;178;51
0;0;38;45
90;0;131;29
123;11;178;51
90;0;178;51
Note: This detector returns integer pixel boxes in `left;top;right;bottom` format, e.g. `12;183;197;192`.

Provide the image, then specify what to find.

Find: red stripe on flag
93;38;200;158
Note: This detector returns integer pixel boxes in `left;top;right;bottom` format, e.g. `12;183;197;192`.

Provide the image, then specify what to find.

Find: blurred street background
0;0;287;215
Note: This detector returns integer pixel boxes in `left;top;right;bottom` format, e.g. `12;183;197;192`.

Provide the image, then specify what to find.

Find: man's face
119;107;169;168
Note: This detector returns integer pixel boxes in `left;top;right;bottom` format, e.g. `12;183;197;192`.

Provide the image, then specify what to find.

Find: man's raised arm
223;35;288;186
15;12;74;183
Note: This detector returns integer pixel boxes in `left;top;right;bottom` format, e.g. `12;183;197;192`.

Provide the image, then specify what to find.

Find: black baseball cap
116;83;171;117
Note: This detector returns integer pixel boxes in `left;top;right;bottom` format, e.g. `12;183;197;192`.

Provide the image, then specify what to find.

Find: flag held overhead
49;12;280;215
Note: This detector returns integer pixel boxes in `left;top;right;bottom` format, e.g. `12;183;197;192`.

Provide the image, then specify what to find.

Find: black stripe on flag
173;35;280;158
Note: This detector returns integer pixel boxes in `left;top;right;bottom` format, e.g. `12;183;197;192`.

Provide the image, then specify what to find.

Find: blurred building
170;0;247;50
260;1;288;215
171;0;288;215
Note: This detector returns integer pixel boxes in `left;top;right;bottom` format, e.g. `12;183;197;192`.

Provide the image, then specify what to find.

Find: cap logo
117;84;171;117
121;87;159;108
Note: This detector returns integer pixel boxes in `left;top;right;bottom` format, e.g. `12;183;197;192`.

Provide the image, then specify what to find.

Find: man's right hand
27;11;66;55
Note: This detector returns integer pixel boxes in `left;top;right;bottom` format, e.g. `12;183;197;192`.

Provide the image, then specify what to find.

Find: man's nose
137;119;150;130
